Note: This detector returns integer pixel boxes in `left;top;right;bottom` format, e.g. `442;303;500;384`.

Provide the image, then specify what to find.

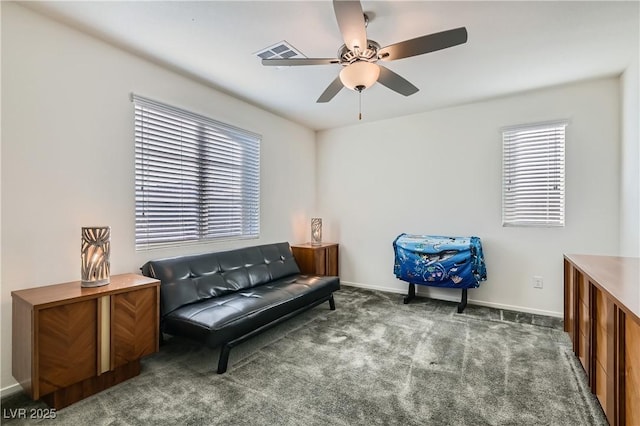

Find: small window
132;94;260;249
502;121;567;227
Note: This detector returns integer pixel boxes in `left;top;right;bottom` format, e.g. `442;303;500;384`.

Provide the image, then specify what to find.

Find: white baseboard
1;383;23;399
340;281;563;318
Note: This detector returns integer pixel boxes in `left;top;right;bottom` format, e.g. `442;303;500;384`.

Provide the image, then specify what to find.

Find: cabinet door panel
112;287;158;368
626;317;640;426
314;249;327;275
326;245;339;276
594;361;609;414
578;297;590;373
291;247;315;275
38;300;97;397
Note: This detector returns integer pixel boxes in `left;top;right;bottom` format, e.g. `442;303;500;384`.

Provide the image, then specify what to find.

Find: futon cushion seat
141;242;339;373
164;275;337;348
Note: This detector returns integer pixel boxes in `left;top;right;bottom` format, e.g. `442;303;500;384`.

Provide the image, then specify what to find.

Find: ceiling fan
261;0;468;104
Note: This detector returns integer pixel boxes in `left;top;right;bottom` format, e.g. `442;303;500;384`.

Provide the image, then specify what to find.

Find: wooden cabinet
12;274;160;409
291;243;339;276
564;255;640;426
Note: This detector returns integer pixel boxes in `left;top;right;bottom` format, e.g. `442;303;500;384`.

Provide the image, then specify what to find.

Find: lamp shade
339;61;380;91
81;226;111;287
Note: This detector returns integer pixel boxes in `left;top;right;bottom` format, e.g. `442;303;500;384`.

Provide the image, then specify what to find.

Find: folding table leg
457;288;468;313
403;282;416;304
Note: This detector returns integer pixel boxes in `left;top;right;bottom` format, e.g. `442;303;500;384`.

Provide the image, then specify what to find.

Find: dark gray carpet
2;286;606;425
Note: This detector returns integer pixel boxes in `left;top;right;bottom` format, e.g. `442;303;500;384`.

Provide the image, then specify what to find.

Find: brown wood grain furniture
291;242;339;276
564;254;639;426
12;273;160;409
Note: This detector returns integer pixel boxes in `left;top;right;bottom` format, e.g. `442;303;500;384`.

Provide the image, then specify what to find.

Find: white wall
1;3;316;394
620;54;640;257
317;78;621;317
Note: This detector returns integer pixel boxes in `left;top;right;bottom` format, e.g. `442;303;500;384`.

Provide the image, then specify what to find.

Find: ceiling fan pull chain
359;90;362;120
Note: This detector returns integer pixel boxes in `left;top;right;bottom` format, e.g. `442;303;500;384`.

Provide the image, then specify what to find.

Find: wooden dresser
12;273;160;409
291;243;339;276
564;254;639;425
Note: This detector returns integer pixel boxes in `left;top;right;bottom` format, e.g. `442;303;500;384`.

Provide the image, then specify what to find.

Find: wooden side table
12;273;160;409
291;243;339;276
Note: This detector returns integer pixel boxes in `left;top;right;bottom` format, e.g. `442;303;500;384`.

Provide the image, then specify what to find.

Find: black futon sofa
141;242;340;373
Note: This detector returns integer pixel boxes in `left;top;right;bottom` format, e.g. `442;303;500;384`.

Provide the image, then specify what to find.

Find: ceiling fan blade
262;58;340;66
317;76;344;103
333;0;367;52
378;27;468;62
377;66;419;96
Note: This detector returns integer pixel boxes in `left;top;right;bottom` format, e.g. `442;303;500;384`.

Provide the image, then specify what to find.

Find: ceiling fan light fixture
339;61;380;91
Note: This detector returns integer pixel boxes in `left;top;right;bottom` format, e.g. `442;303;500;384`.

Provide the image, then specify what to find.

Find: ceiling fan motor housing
338;40;380;65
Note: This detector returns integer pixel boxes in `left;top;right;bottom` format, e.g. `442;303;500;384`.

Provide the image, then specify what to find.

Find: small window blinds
132;94;260;249
502;121;567;227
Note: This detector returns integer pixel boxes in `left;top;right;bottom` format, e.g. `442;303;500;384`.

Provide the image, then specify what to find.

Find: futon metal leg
457;288;468;313
217;344;231;374
404;282;416;304
329;294;336;310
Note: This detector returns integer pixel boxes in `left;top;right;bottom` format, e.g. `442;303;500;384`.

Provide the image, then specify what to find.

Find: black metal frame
403;282;416;304
403;282;468;313
458;288;468;313
216;293;336;374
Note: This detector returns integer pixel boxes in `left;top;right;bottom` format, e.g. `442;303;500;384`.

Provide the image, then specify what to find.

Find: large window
132;95;260;249
502;120;567;227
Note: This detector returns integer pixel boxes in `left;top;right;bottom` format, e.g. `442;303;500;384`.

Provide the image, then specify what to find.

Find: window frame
132;94;261;250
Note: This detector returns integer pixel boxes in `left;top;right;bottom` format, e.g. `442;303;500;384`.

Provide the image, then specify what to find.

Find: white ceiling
23;1;640;131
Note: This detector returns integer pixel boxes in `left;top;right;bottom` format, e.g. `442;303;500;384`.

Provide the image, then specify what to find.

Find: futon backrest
141;242;300;317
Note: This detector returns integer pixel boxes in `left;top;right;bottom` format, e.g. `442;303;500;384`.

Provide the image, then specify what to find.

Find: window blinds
502;121;567;227
132;94;260;249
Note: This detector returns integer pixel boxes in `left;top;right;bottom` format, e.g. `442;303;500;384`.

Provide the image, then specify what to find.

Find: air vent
255;41;305;60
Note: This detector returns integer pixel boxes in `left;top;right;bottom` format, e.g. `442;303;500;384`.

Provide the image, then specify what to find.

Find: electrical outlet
533;276;544;289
